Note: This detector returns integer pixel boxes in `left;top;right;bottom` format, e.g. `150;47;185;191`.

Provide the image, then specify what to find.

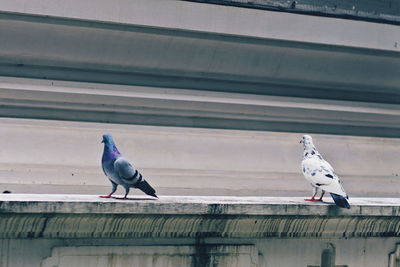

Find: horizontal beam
0;11;399;105
1;195;400;239
1;0;399;51
1;78;400;137
2;194;400;216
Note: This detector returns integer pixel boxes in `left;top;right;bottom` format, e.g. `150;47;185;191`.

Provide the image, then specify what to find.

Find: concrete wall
1;195;400;267
0;237;398;267
0;1;399;267
0;1;399;106
1;0;399;51
0;0;398;197
0;117;399;197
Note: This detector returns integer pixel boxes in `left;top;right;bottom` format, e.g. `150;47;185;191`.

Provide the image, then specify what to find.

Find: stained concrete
1;194;400;240
0;1;398;266
1;194;400;266
2;237;398;267
1;194;400;216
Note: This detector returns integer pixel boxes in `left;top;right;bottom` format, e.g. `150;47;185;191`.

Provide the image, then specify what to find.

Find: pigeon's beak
101;140;104;144
299;139;303;144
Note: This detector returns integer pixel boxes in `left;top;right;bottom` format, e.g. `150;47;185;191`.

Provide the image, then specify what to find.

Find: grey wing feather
114;157;138;183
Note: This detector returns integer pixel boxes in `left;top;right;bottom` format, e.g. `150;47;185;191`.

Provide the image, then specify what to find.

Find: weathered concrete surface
0;12;398;105
1;194;400;239
0;196;399;267
40;245;260;267
1;237;399;267
1;77;400;137
0;1;399;108
1;194;400;216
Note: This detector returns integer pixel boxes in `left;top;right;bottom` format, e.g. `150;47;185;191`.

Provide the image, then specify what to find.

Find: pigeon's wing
302;157;347;197
113;157;139;185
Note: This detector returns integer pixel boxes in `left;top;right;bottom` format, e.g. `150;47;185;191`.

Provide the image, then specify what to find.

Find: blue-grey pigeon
100;134;158;199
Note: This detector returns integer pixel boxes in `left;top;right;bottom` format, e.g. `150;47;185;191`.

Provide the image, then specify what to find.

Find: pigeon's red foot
100;195;112;198
304;198;322;201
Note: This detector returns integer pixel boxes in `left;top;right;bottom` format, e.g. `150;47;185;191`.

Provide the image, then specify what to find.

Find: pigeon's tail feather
330;193;350;209
135;180;158;198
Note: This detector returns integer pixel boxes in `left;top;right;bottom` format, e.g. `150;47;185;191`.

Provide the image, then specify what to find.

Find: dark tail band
135;180;158;198
330;193;351;209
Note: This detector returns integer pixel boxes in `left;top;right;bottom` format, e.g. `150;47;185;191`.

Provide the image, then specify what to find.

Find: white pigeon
300;135;350;209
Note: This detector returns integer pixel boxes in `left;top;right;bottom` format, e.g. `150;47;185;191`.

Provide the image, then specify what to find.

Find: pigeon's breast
103;160;124;185
301;158;319;183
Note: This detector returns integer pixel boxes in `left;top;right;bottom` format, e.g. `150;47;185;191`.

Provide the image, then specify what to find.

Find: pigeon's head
101;134;121;156
102;134;115;146
300;135;314;148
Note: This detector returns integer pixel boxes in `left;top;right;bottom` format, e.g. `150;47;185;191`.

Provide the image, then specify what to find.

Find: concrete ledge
1;194;400;239
1;0;399;51
1;194;400;216
0;7;399;106
1;78;399;137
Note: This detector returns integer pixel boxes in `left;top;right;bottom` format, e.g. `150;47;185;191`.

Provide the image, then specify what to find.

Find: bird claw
99;195;112;198
304;198;322;202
